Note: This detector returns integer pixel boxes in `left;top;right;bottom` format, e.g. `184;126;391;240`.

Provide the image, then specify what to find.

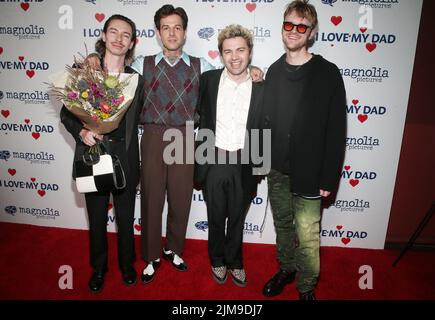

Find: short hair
154;4;188;30
217;24;253;54
95;14;137;63
283;0;318;30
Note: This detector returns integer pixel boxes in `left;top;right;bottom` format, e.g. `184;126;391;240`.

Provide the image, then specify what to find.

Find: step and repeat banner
0;0;422;249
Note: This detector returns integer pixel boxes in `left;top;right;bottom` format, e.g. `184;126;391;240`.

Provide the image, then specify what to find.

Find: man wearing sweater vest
131;5;263;284
261;0;346;300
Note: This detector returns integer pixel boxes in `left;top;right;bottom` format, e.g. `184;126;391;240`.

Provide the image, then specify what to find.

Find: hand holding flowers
48;58;139;135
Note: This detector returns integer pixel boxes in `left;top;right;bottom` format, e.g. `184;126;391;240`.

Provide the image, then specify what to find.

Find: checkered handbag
74;143;126;193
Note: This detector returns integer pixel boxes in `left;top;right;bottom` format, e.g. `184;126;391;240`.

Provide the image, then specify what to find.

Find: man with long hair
61;14;143;293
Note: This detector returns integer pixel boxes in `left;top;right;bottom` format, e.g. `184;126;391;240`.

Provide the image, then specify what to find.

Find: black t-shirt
266;54;318;174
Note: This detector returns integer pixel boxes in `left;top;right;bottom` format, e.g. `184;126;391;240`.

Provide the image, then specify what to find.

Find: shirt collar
222;67;251;84
155;51;191;67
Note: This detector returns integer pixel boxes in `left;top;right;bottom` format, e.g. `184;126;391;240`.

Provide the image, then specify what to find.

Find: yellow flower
81;91;89;99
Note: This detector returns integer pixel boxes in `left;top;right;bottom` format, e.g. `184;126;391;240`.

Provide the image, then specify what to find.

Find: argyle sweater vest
140;55;201;126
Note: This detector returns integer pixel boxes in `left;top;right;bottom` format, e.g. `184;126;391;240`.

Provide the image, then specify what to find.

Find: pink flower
100;102;112;113
112;95;125;106
67;91;78;99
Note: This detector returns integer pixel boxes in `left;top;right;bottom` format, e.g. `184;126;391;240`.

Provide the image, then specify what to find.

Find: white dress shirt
215;68;252;152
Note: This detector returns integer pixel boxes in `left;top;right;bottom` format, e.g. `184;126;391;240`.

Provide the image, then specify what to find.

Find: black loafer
141;260;160;284
163;250;188;272
121;267;137;286
262;269;295;297
88;271;105;293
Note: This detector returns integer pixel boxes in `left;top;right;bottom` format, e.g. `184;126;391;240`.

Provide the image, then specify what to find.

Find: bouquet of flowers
48;58;139;134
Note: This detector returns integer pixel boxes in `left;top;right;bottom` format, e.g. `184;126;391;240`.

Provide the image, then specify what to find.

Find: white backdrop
0;0;422;249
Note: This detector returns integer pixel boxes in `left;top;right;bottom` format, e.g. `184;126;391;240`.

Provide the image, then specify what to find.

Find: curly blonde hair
217;24;253;54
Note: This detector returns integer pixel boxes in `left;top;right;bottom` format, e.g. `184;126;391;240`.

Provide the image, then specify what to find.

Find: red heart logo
108;203;113;210
21;3;29;11
344;165;350;171
341;238;351;245
32;132;40;140
135;38;139;45
95;13;105;23
366;43;377;52
26;70;35;78
37;190;46;197
8;168;16;176
246;3;256;12
208;50;219;59
134;224;141;232
0;47;4;55
1;110;10;118
336;225;343;230
349;179;359;187
357;114;368;123
18;56;24;61
352;99;359;105
331;16;342;26
24;118;30;124
360;27;367;33
30;177;36;182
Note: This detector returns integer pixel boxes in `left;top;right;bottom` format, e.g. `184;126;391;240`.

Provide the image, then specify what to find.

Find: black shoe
262;269;296;297
121;267;137;286
141;260;160;284
299;290;316;300
163;249;188;272
88;271;105;293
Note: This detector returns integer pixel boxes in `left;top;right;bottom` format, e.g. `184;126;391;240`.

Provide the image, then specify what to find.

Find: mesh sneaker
229;268;247;287
211;266;227;284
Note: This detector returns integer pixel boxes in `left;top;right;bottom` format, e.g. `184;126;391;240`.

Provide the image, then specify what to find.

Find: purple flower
67;91;78;100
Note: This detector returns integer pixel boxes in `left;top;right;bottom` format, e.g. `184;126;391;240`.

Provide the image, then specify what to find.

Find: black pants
203;163;250;269
84;182;136;273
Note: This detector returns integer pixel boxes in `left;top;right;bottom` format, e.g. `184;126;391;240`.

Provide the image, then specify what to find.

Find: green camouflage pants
268;169;321;293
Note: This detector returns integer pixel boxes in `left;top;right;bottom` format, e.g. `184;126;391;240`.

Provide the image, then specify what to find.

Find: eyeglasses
282;21;311;34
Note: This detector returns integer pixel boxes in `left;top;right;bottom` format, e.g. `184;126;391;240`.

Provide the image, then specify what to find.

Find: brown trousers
140;124;194;261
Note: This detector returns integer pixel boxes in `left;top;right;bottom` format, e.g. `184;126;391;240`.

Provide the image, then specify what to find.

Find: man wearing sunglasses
262;0;346;300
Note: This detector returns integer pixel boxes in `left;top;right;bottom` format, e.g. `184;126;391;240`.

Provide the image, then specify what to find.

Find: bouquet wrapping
49;62;139;134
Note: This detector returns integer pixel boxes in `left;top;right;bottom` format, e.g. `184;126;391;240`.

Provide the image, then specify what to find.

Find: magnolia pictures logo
329;198;370;213
85;0;149;5
3;204;60;220
322;0;399;9
0;89;50;105
194;220;263;236
0;148;55;164
340;66;389;83
0;24;46;40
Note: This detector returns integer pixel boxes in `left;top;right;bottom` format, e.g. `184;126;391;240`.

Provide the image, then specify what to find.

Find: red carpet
0;222;434;300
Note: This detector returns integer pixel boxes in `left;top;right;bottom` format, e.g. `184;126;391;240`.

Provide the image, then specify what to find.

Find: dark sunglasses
282;21;311;34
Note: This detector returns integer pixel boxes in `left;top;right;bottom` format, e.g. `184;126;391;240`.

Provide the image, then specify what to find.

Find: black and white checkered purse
74;142;126;193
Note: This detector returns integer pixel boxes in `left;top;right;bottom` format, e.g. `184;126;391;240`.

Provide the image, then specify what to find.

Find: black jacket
60;66;144;188
264;54;347;197
194;69;265;197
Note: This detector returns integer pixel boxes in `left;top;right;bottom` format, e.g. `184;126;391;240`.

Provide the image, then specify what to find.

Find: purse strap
82;140;109;165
